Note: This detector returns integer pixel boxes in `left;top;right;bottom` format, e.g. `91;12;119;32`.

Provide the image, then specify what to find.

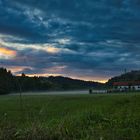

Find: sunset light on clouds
0;46;16;59
0;0;140;82
44;46;60;54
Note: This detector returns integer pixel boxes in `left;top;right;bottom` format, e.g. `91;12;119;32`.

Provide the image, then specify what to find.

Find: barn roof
113;81;140;86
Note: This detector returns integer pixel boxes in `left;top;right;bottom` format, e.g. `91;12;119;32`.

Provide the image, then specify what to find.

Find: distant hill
0;67;103;94
107;70;140;86
47;76;103;90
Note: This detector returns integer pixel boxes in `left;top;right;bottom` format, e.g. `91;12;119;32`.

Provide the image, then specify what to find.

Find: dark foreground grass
0;93;140;140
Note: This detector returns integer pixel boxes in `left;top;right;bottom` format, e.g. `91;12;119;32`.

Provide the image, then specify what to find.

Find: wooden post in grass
16;76;23;118
89;89;92;94
19;82;23;112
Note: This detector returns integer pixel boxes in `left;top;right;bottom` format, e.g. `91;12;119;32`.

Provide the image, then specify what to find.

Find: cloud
0;0;140;81
0;45;17;59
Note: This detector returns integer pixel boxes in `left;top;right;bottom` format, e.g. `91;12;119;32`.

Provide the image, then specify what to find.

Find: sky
0;0;140;83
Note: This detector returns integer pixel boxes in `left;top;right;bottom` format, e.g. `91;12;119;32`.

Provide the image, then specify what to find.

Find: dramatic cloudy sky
0;0;140;82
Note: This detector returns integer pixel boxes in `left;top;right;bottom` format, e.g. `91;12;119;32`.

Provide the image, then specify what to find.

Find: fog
11;90;89;96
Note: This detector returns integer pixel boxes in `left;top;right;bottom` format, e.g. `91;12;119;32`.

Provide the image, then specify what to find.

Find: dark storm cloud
0;0;140;81
1;0;140;42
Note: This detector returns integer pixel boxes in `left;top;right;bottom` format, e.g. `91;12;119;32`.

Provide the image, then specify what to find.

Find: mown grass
0;93;140;140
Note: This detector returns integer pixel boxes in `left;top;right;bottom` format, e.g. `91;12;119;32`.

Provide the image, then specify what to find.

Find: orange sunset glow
24;74;108;83
0;47;16;58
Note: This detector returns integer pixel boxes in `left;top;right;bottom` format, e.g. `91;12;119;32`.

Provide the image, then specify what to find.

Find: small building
113;81;140;91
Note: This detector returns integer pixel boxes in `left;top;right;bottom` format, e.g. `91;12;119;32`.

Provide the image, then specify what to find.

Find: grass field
0;93;140;140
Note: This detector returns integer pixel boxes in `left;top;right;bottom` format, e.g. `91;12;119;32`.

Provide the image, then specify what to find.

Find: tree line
0;68;103;95
106;70;140;87
0;68;54;94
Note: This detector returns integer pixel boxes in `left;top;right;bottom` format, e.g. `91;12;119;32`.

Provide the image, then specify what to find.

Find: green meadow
0;93;140;140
